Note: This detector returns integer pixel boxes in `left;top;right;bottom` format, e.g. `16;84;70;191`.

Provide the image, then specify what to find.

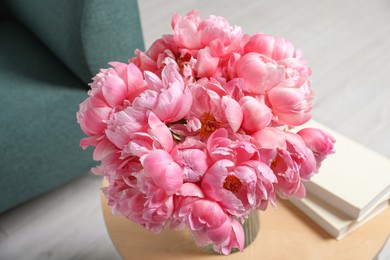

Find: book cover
289;193;389;240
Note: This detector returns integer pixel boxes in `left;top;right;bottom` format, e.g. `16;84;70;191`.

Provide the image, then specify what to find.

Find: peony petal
207;217;231;244
177;183;204;197
239;96;272;133
195;48;219;78
144;71;163;91
230;217;245;251
236;52;284;95
148;112;173;152
268;87;312;126
164;162;184;194
251;127;286;150
93;139;117;161
102;74;127;107
127;63;144;91
222;96;243;133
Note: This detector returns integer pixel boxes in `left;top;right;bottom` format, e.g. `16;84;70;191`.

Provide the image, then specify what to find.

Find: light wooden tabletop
101;0;390;259
101;187;390;260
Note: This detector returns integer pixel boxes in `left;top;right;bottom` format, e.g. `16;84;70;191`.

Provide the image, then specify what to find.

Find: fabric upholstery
0;21;96;212
0;0;144;213
4;0;144;84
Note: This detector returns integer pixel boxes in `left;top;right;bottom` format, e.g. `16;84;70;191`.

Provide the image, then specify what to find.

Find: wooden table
101;179;390;260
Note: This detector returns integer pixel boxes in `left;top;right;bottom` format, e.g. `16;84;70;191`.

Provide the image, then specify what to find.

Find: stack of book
289;121;390;240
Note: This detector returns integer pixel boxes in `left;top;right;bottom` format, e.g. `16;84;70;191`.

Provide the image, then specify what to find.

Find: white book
289;193;389;240
298;121;390;220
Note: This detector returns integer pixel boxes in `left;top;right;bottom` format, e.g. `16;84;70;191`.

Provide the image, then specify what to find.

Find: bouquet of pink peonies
77;10;335;255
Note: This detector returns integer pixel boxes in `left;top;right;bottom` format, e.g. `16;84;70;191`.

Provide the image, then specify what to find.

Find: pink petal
172;87;193;122
164;162;184;194
207;217;231;244
244;33;295;60
127;63;144;92
148;112;173;152
142;149;183;194
144;71;163;91
239;96;272;133
177;183;204;198
267;87;312;126
294;182;306;199
77;105;111;136
251;127;286;150
230;218;245;251
236;52;284;95
222;96;243;133
299;148;316;180
93;139;117;161
102;74;127;107
192;199;227;227
196;48;219;77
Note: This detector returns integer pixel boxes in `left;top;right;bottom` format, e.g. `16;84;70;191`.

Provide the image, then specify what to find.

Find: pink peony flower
171;146;208;183
77;62;145;148
252;127;316;199
133;59;193;123
267;81;313;126
244;33;296;61
138;149;183;199
297;127;335;169
171;10;243;53
187;199;244;255
187;83;243;137
201;129;277;215
105;173;175;233
236;52;285;95
105;106;148;149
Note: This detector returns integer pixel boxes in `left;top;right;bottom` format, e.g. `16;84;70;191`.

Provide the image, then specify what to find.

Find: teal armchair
0;0;144;213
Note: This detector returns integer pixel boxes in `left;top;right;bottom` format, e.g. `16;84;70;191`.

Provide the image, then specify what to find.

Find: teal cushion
0;2;10;21
0;21;94;213
4;0;144;84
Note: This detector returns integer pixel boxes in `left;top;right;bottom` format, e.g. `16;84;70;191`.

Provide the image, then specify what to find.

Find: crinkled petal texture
140;149;183;197
172;147;208;182
140;60;193;123
172;10;202;49
187;83;243;136
202;129;277;213
104;170;176;233
106;149;184;233
105;107;148;149
201;160;246;217
77;62;146;149
172;9;244;53
252;127;315;199
77;97;111;138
